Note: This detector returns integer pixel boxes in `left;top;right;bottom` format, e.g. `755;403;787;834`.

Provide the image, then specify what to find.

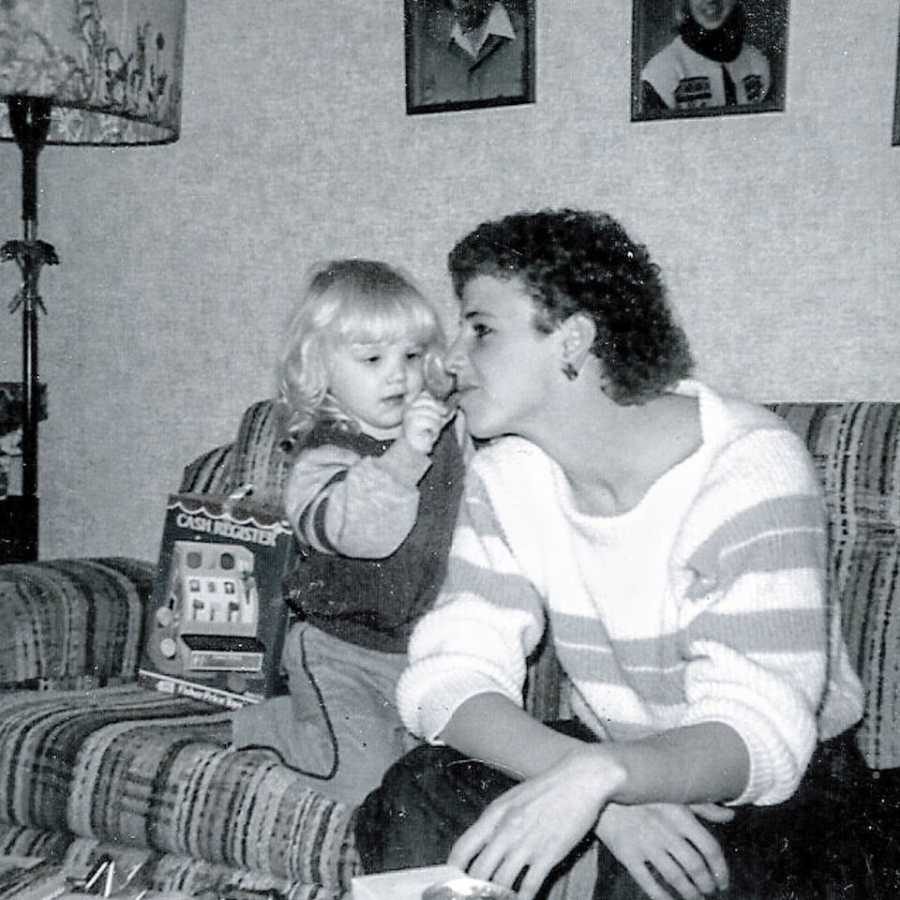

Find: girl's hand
403;392;452;454
595;802;731;900
448;747;625;900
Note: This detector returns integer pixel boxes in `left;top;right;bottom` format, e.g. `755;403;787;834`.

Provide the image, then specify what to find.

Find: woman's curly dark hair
447;208;694;405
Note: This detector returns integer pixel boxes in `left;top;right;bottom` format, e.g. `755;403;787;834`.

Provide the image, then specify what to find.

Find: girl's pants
231;622;419;807
355;720;879;899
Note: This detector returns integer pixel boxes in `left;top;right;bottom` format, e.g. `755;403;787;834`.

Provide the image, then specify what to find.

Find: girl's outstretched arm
284;441;429;558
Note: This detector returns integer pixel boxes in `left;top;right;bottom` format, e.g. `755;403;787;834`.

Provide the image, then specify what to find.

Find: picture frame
631;0;789;122
404;0;535;115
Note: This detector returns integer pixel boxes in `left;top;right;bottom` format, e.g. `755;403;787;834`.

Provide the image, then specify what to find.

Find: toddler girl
231;258;466;806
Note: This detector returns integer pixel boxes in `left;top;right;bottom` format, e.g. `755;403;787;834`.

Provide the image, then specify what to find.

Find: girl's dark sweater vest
284;422;465;653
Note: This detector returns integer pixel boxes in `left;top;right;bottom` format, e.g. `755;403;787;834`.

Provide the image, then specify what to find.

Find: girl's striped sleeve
283;441;429;559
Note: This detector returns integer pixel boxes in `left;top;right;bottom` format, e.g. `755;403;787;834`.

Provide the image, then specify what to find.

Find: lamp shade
0;0;186;145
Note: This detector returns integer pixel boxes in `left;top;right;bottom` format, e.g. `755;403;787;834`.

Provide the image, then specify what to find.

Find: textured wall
0;0;898;560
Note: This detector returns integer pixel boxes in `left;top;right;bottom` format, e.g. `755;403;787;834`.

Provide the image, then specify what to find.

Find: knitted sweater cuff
683;705;814;806
397;661;523;742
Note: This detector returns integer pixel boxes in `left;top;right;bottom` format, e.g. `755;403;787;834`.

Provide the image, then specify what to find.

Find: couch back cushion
227;399;293;510
179;442;235;494
771;403;900;770
178;400;291;509
184;399;900;772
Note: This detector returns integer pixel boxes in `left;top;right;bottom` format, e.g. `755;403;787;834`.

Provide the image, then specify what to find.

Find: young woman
355;210;865;899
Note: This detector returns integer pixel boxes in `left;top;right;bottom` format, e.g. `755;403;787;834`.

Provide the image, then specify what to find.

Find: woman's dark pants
354;722;883;899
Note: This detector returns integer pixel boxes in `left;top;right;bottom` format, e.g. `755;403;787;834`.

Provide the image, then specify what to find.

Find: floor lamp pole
1;96;57;561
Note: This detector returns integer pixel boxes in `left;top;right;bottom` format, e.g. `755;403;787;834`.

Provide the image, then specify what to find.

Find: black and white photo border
631;0;789;123
405;0;536;116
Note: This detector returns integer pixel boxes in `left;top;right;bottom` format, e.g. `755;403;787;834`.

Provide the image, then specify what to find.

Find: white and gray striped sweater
398;381;863;807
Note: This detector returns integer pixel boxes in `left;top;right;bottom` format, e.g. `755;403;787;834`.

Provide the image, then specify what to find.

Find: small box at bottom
351;865;464;900
351;865;517;900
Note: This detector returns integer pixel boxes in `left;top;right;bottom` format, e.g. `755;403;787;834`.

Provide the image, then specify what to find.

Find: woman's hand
448;746;625;900
595;802;732;900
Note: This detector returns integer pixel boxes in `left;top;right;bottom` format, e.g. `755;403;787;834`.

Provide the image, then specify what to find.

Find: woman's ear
560;313;596;374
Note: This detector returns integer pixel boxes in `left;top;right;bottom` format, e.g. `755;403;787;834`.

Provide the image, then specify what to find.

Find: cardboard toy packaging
351;866;463;900
351;866;517;900
138;493;295;709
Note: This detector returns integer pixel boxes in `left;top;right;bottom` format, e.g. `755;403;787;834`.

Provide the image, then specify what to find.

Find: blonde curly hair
277;259;445;450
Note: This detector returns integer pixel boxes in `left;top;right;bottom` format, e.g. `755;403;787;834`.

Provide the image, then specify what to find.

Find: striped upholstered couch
0;400;898;898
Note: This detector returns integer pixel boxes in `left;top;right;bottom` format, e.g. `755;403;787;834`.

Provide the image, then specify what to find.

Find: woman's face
687;0;737;30
444;275;560;440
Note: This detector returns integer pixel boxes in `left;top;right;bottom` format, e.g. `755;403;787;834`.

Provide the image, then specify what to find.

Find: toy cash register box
139;492;295;708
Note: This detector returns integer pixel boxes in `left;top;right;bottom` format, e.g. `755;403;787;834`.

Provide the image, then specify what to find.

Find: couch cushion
0;558;152;690
772;403;900;770
0;828;351;900
179;442;236;495
0;685;360;890
227;400;293;511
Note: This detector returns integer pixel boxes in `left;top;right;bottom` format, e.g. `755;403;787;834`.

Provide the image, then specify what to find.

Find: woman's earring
562;362;579;381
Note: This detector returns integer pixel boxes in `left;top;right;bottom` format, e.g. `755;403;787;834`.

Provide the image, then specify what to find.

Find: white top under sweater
397;381;863;807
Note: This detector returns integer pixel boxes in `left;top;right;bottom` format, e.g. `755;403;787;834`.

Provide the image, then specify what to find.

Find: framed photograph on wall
405;0;535;115
631;0;789;122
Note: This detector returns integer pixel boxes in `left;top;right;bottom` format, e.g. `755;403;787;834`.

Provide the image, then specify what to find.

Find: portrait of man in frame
631;0;789;122
405;0;535;115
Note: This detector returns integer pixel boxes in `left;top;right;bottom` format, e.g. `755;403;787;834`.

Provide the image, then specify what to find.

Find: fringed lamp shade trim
0;0;186;145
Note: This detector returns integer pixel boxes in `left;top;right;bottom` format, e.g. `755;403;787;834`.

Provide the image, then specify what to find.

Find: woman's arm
445;696;746;900
397;451;549;741
442;691;748;802
674;425;848;806
438;692;588;779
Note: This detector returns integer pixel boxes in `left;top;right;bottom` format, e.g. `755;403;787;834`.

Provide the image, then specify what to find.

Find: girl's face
445;275;560;440
687;0;737;30
327;332;426;439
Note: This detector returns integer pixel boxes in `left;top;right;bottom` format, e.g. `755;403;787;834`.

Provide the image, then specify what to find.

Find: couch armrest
0;557;154;690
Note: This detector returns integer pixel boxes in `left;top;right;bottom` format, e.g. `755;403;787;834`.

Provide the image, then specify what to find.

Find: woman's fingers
645;853;704;900
596;803;729;899
448;750;617;898
663;839;716;896
683;825;729;892
615;841;710;900
658;806;728;893
448;801;505;871
626;862;677;900
514;862;554;900
473;839;535;894
463;825;558;900
689;802;736;824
